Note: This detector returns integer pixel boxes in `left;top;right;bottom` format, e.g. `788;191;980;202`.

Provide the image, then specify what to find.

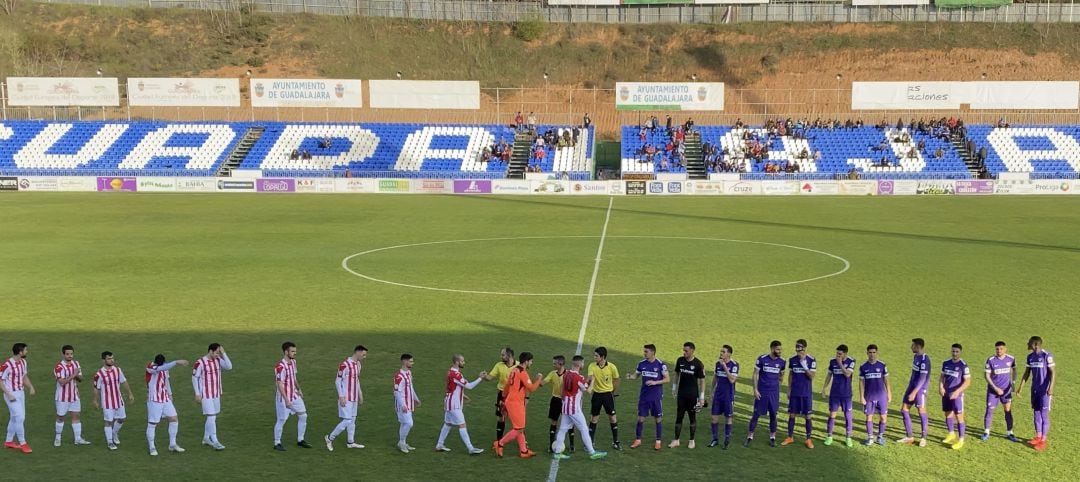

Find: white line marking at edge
550;196;613;482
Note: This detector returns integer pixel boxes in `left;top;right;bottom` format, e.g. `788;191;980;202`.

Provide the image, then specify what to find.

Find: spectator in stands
918;139;926;152
558;133;569;150
319;136;332;149
639;127;647;142
734;118;744;129
572;126;580;146
665;115;673;135
684;118;695;133
501;145;512;164
583;113;592;129
535;135;545;148
871;139;889;152
977;146;988;163
514;112;524;131
997;118;1009;129
813;149;822;161
527;112;537;132
934;148;944;159
674;127;685;143
907;146;918;159
301;149;312;160
290;149;300;160
847;168;860;180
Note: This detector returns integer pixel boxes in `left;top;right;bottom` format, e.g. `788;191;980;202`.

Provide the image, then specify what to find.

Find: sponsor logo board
607;181;624;196
491;180;531;194
954;180;994;195
380;180;412;193
58;177;97;192
723;181;761;195
137;177;177;192
96;177;137;192
336;179;377;192
684;181;724;195
1032;180;1072;194
761;180;799;195
915;180;956;195
876;180;895;196
625;181;647;195
570;181;609;195
217;180;256;191
892;180;919;195
176;178;217;192
0;176;18;191
295;179;335;193
800;181;840;195
839;180;878;195
256;178;296;193
412;179;450;194
17;177;59;192
530;180;568;194
452;180;491;194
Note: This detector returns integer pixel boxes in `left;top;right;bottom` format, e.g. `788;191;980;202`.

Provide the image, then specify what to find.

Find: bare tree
1;0;17;15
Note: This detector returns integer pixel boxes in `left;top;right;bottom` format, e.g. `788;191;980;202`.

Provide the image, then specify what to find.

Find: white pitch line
550;196;614;482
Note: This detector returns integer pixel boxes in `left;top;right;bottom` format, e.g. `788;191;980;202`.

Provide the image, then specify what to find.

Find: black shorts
591;392;616;417
548;397;563;421
675;396;699;422
495;391;506;417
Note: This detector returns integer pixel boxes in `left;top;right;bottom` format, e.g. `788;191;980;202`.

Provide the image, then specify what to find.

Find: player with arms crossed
273;341;310;451
1015;336;1054;451
899;338;931;447
859;344;891;446
192;343;233;450
588;346;622;451
436;354;486;454
783;339;816;449
552;355;607;460
325;345;367;451
821;344;855;447
480;347;515;442
494;352;542;458
395;353;420;453
981;341;1017;442
939;343;972;450
54;344;91;447
93;351;135;450
627;343;669;450
2;343;36;453
145;354;190;456
746;340;785;448
542;355;573;453
709;344;738;449
669;342;705;449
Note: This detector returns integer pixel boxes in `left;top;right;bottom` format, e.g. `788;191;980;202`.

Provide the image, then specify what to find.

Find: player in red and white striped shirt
325;345;367;452
145;354;189;456
192;343;233;450
552;355;606;460
394;354;421;454
435;354;486;454
93;351;135;450
273;341;310;451
54;344;91;447
2;343;36;454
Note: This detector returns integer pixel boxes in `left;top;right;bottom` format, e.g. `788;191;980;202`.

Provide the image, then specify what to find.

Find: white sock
399;422;412;444
168;421;178;446
73;422;82;441
204;416;214;442
330;419;349;441
114;421;124;437
346;420;356;444
146;424;157;450
273;418;286;445
13;417;24;444
437;424;451;447
56;421;65;438
459;427;474;450
297;414;308;442
104;426;113;444
6;419;15;442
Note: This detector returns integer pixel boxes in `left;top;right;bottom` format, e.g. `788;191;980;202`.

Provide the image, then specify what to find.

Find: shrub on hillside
513;18;546;42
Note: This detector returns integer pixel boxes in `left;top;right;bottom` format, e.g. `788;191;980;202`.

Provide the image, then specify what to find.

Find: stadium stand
963;125;1080;179
0;121;595;179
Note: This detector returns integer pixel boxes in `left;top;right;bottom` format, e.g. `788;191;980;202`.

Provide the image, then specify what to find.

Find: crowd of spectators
631;115;697;172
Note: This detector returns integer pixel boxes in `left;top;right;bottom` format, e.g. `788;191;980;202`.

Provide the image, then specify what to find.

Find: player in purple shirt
709;345;738;449
820;344;855;447
981;341;1017;442
745;340;785;448
939;343;972;450
858;344;891;447
899;338;931;447
1016;336;1055;451
626;344;669;451
782;339;816;449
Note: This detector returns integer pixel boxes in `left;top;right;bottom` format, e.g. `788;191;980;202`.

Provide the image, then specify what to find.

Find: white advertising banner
411;179;451;194
1031;180;1074;195
852;81;959;110
994;180;1033;195
295;179;336;193
175;178;218;192
530;180;570;194
491;180;532;195
761;180;800;195
7;77;120;106
851;0;928;5
55;176;97;192
16;177;59;192
569;181;610;195
890;180;919;196
250;79;363;108
645;180;686;195
967;81;1079;110
684;180;725;195
615;82;724;111
335;178;377;193
839;180;878;195
722;180;761;195
368;80;479;110
797;181;840;195
128;78;241;107
136;177;177;192
606;180;625;196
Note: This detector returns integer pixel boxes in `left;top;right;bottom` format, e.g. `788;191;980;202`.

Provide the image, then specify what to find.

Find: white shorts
336;401;357;419
4;391;25;418
444;409;465;426
56;400;82;416
148;401;178;422
103;406;127;422
276;397;306;420
397;410;414;425
201;398;221;415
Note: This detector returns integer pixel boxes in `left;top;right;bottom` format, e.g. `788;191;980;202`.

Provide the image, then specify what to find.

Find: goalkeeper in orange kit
493;352;543;458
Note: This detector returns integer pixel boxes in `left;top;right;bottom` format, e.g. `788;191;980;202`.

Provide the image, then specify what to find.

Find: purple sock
958;421;965;438
826;416;835;436
878;421;886;438
1034;410;1042;435
866;421;874;438
724;423;732;441
748;414;758;436
635;421;643;439
787;417;795;438
845;412;853;436
1004;411;1013;431
805;418;812;439
768;415;777;435
1040;408;1050;437
947;416;955;433
984;407;993;432
920;413;929;438
710;423;719;440
655;422;662;441
903;410;913;437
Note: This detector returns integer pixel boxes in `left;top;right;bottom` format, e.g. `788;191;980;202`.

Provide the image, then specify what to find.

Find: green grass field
0;193;1075;480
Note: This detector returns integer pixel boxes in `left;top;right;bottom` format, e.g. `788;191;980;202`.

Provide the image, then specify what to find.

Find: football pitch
1;193;1075;481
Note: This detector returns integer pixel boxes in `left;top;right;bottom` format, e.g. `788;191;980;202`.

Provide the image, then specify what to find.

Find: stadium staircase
951;134;981;177
506;132;532;179
216;126;265;177
685;131;706;179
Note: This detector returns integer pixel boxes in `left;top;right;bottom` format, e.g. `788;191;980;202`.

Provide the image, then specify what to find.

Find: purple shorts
787;395;813;415
942;393;965;414
829;396;852;414
754;392;780;417
1031;392;1051;411
863;397;888;416
903;388;927;409
986;388;1012;408
711;397;734;417
637;398;663;418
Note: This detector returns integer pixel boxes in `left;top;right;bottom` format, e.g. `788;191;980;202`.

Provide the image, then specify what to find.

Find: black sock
497;421;505;440
611;423;619;444
689;423;697;440
569;427;575;449
549;426;556;448
589;422;597;441
674;423;682;439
